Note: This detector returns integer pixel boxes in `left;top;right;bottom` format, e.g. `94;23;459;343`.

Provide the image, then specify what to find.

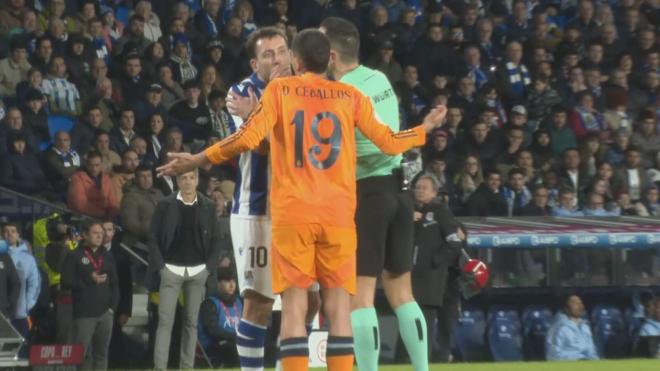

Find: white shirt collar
177;191;198;205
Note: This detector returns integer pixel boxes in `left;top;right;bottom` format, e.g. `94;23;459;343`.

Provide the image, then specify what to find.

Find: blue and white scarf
506;61;531;97
469;66;489;89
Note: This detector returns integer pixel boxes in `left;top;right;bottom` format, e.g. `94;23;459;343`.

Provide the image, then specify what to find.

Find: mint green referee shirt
340;65;401;180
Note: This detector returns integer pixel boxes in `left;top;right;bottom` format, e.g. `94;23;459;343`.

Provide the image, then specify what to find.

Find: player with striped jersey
224;27;319;371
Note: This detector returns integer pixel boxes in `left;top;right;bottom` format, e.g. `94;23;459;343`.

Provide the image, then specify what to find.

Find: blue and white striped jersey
227;73;269;217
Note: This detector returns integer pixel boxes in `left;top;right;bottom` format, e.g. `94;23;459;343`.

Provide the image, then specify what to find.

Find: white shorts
231;215;275;299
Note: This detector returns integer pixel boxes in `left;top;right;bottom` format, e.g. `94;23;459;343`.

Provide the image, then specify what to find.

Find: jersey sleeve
205;82;280;164
353;90;426;155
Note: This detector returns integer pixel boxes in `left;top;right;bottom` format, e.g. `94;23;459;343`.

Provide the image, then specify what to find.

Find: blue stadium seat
522;305;553;360
591;305;629;358
488;305;520;326
453;307;489;361
488;319;523;361
47;115;75;141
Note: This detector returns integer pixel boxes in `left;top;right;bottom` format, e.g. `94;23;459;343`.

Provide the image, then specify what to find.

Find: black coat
0;253;20;317
147;192;222;291
466;184;508;217
61;245;119;319
108;236;133;318
70;121;100;156
411;199;462;307
0;151;49;194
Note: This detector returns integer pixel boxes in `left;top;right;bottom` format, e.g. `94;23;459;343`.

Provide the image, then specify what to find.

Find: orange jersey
205;73;426;227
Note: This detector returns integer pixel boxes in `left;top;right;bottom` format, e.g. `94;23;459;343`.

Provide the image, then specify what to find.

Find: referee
321;17;429;371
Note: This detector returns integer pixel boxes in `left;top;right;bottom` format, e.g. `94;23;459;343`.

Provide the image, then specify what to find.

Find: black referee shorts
355;174;414;277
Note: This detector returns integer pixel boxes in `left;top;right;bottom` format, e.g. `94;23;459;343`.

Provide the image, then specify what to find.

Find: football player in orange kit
157;29;447;371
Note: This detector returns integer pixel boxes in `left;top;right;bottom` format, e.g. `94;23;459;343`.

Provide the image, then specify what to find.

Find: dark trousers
74;310;114;370
11;318;29;358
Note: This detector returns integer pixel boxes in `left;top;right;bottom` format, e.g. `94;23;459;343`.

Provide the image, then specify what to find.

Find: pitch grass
218;359;660;371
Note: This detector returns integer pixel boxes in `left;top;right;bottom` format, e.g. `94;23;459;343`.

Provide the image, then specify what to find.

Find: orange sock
327;354;354;371
327;336;354;371
281;355;308;371
280;337;309;371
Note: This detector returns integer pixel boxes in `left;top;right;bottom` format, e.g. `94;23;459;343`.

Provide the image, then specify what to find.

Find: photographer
62;220;119;371
411;173;465;362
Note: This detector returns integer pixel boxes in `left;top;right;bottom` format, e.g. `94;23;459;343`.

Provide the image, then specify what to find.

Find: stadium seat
522;305;553;360
488;305;520;326
453;307;489;361
591;305;629;358
488;318;523;361
47;115;75;141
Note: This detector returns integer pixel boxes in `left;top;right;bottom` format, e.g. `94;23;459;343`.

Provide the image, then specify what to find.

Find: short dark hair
86;150;103;162
82;219;103;233
292;29;330;74
2;221;22;235
320;17;360;63
135;164;152;174
208;89;226;101
508;168;525;179
245;27;288;59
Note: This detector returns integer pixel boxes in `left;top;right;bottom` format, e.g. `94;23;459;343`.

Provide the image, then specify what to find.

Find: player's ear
249;58;258;73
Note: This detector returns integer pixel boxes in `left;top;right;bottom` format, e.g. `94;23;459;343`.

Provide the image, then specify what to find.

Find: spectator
636;186;660;217
630;110;660;169
583;192;620;216
0;37;31;99
61;220;119;371
456;121;502;171
546;295;599;361
207;90;232;140
169;79;210;143
67;151;120;220
552;188;584;217
466;170;507;216
0;0;27;35
42;130;81;193
71;106;104;156
547;106;577;157
496;127;526;175
601;89;631;137
113;15;150;57
100;6;123;46
0;244;20;318
109;107;137;155
411;23;455;82
120;165;164;246
110;148;139;204
29;36;54;75
578;133;604;179
604;129;631;166
639;297;660;337
20;89;49;143
134;0;162;42
15;68;44;109
453;155;483;204
142;41;167;82
568;90;606;140
89;76;119;133
526;76;562;127
193;0;223;39
169;33;198;84
366;40;403;85
558;148;588;204
130;136;155;168
530;129;555;172
517;185;552;216
0;132;49;195
116;53;149;105
157;64;186;110
197;267;242;367
502;168;532;216
496;41;531;107
0;106;38;154
148;170;220;370
3;222;40;355
41;55;82;117
153;156;178;196
614;146;650;203
133;83;168;128
93;132;121;174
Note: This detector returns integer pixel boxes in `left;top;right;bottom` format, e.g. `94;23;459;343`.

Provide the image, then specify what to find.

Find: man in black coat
516;185;552;216
0;250;20;318
466;170;508;216
148;169;221;370
61;220;119;371
411;174;464;361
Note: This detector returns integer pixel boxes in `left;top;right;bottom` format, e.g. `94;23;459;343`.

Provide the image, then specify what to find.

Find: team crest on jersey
425;212;434;221
82;257;90;265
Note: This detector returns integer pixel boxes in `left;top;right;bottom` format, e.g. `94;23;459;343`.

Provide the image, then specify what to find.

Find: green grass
218;359;660;371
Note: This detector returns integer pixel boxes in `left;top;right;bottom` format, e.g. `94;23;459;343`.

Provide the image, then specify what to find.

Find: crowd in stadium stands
0;0;659;367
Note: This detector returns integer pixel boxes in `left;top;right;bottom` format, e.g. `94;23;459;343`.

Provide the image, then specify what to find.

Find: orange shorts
271;224;356;295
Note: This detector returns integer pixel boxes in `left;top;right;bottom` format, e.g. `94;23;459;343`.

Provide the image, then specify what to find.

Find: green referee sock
395;301;428;371
351;307;380;371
